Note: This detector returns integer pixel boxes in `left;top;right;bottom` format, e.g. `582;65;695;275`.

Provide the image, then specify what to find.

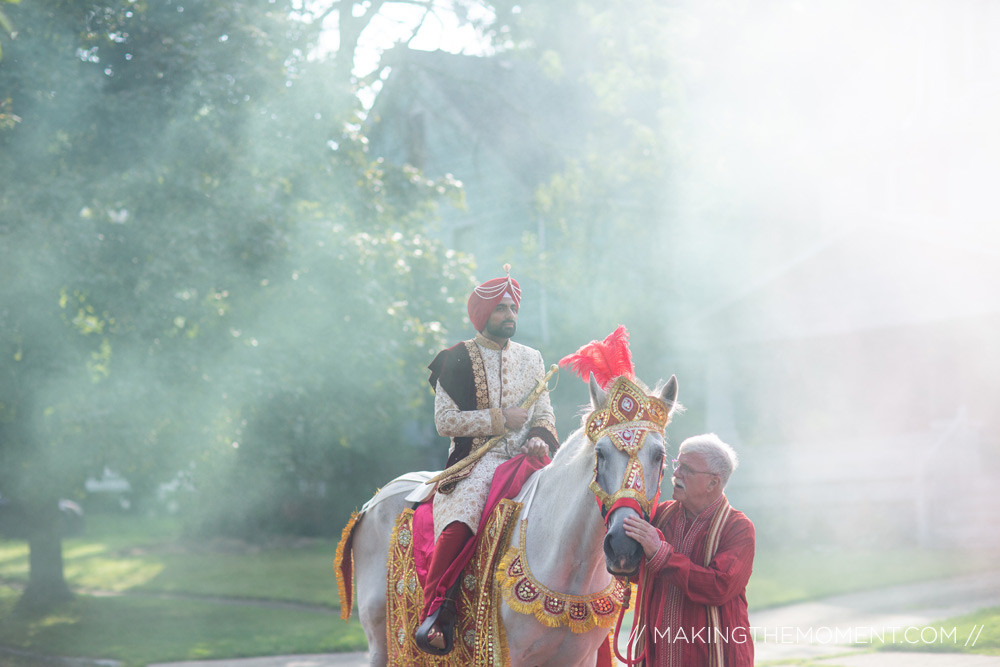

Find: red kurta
643;496;755;667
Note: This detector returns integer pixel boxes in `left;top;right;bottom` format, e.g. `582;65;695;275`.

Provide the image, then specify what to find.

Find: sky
312;0;495;107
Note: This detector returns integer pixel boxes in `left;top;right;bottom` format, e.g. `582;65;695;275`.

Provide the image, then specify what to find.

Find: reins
610;501;669;665
582;377;669;666
612;559;653;665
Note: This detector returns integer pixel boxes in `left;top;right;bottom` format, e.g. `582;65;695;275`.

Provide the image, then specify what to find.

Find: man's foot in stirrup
415;599;457;656
427;624;446;650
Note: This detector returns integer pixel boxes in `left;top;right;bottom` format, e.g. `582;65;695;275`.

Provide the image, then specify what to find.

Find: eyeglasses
671;459;717;477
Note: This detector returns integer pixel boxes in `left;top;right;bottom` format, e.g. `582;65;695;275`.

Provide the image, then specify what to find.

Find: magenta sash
413;452;550;609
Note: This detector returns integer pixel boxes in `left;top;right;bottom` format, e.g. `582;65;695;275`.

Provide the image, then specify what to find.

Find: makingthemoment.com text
634;625;984;647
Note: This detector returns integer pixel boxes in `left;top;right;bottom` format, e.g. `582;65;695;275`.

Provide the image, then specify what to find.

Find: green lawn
748;547;1000;610
0;586;366;667
0;513;363;666
871;605;1000;656
0;514;341;606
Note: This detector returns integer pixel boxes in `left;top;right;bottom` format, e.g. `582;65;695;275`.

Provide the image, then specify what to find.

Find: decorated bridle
560;325;676;667
559;325;671;523
586;376;671;522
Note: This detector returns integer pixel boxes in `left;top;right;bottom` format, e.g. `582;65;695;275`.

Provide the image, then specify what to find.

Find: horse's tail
333;510;362;621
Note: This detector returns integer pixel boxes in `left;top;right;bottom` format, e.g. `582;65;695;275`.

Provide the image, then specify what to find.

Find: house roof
368;49;593;187
682;227;1000;346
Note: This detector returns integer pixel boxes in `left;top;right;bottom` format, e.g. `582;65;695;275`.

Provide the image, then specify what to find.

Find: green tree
0;0;18;61
0;0;486;611
463;0;753;380
451;0;689;370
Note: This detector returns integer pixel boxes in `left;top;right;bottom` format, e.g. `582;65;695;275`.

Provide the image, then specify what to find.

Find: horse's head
586;373;679;577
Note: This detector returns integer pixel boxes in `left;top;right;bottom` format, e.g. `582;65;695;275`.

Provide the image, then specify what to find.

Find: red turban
467;268;521;332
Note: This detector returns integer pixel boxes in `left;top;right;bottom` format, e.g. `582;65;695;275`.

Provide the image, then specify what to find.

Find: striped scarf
657;495;731;667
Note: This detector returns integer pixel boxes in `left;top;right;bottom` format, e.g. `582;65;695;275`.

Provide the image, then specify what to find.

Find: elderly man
416;266;558;654
623;433;755;667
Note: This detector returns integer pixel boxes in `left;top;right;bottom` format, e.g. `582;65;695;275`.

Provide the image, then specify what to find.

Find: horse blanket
386;499;522;666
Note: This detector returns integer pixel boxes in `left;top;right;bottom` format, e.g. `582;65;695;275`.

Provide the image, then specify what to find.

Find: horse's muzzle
603;511;643;576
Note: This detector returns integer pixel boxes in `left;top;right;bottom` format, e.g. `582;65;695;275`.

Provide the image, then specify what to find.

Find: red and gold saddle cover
385;499;522;666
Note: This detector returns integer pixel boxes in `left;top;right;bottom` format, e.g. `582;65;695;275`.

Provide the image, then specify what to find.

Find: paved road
750;570;1000;665
148;656;368;667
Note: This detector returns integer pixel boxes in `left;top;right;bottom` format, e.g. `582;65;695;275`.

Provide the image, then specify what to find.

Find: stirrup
415;597;457;656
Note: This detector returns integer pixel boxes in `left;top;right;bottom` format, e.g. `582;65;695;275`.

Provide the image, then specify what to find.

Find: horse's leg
502;605;606;667
353;494;408;667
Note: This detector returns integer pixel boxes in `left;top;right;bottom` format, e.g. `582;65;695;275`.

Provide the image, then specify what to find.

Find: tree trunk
16;503;72;613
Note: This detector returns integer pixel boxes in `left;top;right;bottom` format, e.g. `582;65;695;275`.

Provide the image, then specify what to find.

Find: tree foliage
0;0;721;613
0;0;479;609
465;0;692;372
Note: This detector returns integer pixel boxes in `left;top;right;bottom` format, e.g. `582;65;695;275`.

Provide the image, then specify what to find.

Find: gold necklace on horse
497;519;630;634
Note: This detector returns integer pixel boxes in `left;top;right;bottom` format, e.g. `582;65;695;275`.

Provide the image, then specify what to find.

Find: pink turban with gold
467;266;521;332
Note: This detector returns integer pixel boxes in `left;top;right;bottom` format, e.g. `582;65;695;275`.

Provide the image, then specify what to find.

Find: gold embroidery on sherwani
531;419;557;443
435;341;491;495
435;340;492;496
489;408;505;436
465;339;491;412
432;338;555;539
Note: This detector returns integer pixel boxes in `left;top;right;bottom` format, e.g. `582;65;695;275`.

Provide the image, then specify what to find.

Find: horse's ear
589;372;607;410
660;375;679;414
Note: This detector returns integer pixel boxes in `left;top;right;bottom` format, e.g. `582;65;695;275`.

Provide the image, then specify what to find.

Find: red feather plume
559;325;635;390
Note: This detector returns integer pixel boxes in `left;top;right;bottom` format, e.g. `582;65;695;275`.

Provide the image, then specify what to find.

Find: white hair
678;433;739;487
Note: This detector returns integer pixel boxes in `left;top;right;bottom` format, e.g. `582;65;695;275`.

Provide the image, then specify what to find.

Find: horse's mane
550;425;593;466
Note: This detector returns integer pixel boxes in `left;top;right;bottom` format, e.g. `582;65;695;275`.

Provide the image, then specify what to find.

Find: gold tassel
333;510;361;621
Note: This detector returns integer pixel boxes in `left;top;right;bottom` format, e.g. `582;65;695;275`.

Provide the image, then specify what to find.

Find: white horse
343;374;678;666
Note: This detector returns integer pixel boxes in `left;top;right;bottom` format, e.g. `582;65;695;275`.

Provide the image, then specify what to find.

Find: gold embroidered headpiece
586;377;671;518
560;328;671;519
586;377;671;449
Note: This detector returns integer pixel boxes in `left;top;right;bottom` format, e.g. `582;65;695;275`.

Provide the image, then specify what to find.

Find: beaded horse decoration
562;325;672;521
586;376;671;520
337;324;678;667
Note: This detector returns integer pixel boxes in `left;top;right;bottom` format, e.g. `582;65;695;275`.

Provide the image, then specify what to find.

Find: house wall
368;58;563;348
689;313;1000;548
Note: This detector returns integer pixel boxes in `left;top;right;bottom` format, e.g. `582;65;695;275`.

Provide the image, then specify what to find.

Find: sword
426;364;559;485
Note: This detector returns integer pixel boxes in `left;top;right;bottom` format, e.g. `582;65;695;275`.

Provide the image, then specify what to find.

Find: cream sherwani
431;334;556;538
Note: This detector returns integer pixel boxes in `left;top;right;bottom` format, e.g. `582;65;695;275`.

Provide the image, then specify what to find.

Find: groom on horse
417;265;559;654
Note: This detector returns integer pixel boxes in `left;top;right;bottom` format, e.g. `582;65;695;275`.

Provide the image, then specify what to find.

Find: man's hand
623;514;663;559
520;436;548;460
503;406;528;430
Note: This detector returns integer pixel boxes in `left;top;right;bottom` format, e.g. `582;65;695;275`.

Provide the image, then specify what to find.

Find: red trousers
420;521;473;620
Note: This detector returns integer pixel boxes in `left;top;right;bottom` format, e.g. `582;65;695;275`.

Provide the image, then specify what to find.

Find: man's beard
486;320;516;339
